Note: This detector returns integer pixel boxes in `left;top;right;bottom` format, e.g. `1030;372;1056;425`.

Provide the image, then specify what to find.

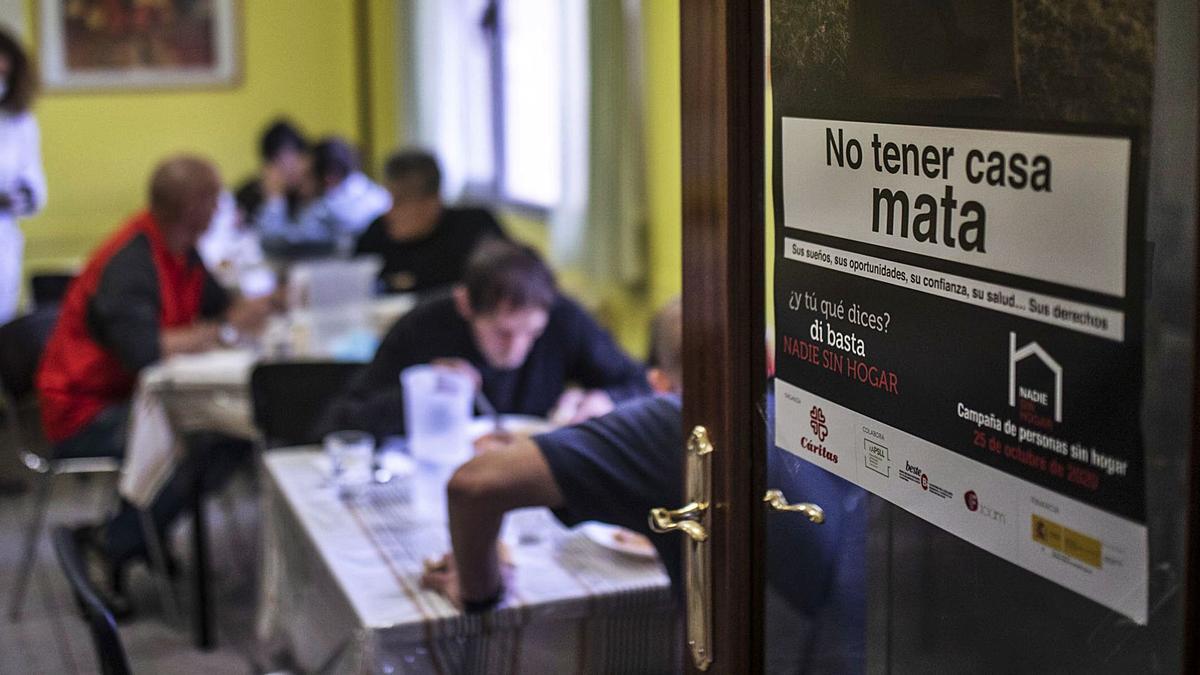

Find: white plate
578;522;659;560
379;451;416;477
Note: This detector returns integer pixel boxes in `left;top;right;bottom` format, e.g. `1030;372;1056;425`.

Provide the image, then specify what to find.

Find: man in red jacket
37;155;271;613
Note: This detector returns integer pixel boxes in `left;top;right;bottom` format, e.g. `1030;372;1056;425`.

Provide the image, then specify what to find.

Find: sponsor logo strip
774;378;1146;624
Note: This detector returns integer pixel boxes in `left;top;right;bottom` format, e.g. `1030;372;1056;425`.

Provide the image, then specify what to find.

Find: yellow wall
642;0;682;311
20;1;382;273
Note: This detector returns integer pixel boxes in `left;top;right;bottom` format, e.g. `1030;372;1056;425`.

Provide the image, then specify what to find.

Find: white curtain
551;0;646;288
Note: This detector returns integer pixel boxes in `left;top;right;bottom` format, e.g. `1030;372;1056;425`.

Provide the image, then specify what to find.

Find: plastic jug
401;364;475;467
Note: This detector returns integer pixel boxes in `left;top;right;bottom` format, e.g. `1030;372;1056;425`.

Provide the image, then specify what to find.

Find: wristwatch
462;585;505;613
218;322;240;347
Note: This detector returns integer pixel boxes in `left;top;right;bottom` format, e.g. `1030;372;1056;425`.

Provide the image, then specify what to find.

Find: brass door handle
648;425;714;670
763;489;825;524
649;502;710;542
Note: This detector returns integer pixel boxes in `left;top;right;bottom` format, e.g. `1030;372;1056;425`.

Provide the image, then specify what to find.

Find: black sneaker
72;525;134;620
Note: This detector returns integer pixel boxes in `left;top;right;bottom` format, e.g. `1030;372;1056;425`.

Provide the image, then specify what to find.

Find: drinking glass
324;430;375;499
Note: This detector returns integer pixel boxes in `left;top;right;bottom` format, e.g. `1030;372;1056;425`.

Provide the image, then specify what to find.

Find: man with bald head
38;155;272;614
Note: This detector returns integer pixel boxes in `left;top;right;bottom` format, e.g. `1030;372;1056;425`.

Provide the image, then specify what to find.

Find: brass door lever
649;502;710;542
763;489;825;523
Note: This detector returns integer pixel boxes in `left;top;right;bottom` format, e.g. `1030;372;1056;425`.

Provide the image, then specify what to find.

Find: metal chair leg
218;483;247;557
138;507;180;624
8;471;54;620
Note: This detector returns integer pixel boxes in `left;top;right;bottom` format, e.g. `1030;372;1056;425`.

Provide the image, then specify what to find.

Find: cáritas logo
810;406;829;441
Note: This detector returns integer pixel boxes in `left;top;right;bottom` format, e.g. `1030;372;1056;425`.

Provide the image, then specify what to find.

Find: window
495;0;564;208
410;0;583;211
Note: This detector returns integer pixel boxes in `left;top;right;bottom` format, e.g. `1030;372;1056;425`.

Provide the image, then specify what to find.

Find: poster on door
772;117;1148;624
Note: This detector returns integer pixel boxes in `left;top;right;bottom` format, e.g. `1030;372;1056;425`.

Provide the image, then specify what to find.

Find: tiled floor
0;469;263;674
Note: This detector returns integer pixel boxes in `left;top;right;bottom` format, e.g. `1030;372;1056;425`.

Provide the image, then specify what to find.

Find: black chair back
29;273;76;309
52;527;132;675
250;361;365;447
0;306;59;401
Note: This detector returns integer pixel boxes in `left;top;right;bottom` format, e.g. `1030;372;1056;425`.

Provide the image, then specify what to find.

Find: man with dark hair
257;136;391;255
37;155;274;614
420;298;684;612
321;239;648;439
235;118;309;231
355;149;505;295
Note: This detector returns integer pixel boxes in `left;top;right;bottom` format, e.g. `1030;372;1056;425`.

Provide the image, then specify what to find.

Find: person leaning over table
0;27;47;324
318;239;650;440
355;149;506;295
421;299;685;611
421;298;867;675
256;135;391;256
36;155;275;616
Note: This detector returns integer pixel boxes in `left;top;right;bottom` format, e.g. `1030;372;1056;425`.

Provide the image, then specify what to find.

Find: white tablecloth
256;450;678;674
120;349;259;506
118;295;418;507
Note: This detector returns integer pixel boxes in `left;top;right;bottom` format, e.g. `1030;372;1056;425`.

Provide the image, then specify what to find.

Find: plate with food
578;522;659;560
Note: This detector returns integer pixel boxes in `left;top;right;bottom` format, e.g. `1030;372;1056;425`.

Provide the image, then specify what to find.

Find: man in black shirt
421;299;684;610
321;240;648;440
354;149;505;295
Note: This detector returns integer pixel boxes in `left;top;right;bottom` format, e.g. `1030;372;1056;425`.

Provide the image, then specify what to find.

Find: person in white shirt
255;136;391;257
0;28;47;323
197;190;275;297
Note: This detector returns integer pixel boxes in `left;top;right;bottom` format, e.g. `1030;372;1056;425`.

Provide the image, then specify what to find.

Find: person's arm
563;300;652;403
435;437;565;605
160;322;221;357
248;193;292;241
89;242;170;371
12;115;47;217
253;192;333;248
160;267;272;358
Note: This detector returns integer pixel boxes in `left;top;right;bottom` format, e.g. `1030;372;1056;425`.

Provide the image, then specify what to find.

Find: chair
2;308;122;620
29;271;77;308
250;361;366;447
52;526;132;675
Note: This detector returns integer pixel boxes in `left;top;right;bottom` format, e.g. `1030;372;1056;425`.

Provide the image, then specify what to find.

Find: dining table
113;293;415;649
255;448;678;674
118;294;417;508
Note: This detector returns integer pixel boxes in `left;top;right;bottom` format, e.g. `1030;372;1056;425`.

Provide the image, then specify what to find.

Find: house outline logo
1008;332;1062;423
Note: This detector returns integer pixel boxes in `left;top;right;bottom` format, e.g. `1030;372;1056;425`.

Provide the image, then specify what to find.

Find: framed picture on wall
39;0;239;91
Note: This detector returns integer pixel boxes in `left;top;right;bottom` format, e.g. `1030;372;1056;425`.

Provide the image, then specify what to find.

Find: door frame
679;2;1200;674
679;1;765;672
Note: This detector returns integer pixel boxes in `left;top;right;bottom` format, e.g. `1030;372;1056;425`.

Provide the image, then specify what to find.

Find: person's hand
420;545;513;609
225;296;275;336
421;553;462;607
261;162;288;198
550;388;614;425
431;357;482;390
473;431;537;456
